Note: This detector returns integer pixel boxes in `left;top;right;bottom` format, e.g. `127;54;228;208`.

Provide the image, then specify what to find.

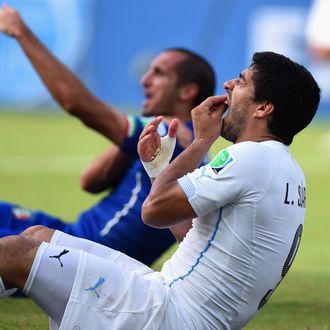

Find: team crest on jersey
209;148;234;174
12;206;33;220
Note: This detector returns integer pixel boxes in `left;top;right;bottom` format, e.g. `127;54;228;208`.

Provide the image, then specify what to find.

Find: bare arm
0;5;126;145
80;145;133;194
169;220;193;242
138;96;228;228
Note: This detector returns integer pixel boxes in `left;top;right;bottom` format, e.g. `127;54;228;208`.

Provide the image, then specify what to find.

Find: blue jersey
0;116;196;266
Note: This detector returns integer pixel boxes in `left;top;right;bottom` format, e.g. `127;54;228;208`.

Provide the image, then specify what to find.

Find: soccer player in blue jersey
0;4;215;265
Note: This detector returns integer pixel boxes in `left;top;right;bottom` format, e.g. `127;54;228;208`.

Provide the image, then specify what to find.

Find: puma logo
49;249;69;267
85;276;105;298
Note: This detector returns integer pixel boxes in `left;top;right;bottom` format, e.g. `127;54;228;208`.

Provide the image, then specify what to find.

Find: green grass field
0;112;329;329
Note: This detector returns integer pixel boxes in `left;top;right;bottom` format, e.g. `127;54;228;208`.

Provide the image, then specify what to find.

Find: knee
0;235;38;256
0;235;41;289
20;225;47;239
20;225;54;243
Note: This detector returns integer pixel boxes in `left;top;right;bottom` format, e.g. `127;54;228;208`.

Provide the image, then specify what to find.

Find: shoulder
230;141;272;156
214;141;273;165
208;142;275;180
230;141;277;166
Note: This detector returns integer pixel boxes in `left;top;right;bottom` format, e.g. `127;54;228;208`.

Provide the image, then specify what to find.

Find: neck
235;133;284;144
172;104;193;122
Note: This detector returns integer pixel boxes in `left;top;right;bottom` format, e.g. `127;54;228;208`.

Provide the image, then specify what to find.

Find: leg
21;226;152;276
0;233;80;326
20;225;119;259
21;225;143;265
1;231;172;328
23;242;80;326
20;225;55;242
0;235;39;290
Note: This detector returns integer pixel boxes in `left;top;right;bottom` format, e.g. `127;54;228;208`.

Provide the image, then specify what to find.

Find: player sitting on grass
0;4;215;265
0;51;320;329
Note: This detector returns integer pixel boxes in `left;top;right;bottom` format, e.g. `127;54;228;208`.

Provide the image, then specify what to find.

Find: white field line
0;154;94;174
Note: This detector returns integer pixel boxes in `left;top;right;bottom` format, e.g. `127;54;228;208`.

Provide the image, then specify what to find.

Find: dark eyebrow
239;72;246;81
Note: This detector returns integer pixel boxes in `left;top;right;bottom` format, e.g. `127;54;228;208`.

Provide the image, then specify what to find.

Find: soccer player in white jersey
0;51;320;329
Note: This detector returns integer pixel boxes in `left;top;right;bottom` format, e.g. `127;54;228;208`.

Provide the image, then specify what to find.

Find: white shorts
55;249;186;330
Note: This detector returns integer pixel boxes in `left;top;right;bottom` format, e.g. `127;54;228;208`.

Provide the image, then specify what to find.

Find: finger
206;95;228;118
209;94;227;104
138;133;161;162
138;136;153;161
139;124;156;140
199;95;227;110
210;101;228;114
168;119;179;138
150;116;163;131
140;116;163;138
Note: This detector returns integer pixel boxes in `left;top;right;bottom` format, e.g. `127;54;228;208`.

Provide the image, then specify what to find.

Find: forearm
16;23;90;112
152;139;210;195
169;219;193;242
80;146;132;193
142;140;211;226
14;20;126;144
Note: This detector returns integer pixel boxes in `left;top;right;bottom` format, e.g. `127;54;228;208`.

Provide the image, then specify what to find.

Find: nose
223;79;235;91
141;70;152;87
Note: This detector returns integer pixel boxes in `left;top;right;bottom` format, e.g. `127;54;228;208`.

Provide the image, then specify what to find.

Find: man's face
221;67;256;143
140;51;186;117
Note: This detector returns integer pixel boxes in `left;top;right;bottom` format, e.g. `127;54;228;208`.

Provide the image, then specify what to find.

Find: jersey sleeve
178;142;272;217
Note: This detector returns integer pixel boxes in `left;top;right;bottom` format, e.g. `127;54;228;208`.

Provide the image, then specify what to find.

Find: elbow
80;173;100;194
61;98;81;115
80;175;93;193
141;201;155;227
55;83;81;115
80;175;90;192
141;199;164;228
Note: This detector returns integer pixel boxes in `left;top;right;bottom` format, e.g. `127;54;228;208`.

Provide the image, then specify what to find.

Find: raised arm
139;96;228;228
0;4;126;145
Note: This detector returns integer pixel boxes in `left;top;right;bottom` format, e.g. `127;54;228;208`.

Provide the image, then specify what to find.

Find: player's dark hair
251;51;320;145
165;47;216;107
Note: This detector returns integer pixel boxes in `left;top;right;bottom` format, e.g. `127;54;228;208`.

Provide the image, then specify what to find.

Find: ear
178;83;199;102
254;101;274;118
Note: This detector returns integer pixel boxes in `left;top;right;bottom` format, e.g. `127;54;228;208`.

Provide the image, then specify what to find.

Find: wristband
141;134;176;178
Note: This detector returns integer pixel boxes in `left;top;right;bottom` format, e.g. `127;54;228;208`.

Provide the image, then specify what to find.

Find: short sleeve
178;142;272;217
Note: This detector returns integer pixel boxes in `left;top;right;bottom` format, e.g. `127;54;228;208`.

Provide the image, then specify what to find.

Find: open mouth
224;99;229;111
142;91;152;108
144;91;152;100
223;93;230;111
222;94;230;117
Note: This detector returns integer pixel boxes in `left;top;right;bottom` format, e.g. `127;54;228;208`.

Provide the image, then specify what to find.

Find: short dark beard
221;109;246;143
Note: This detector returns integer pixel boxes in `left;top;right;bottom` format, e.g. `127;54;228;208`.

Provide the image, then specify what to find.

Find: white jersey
161;140;306;329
